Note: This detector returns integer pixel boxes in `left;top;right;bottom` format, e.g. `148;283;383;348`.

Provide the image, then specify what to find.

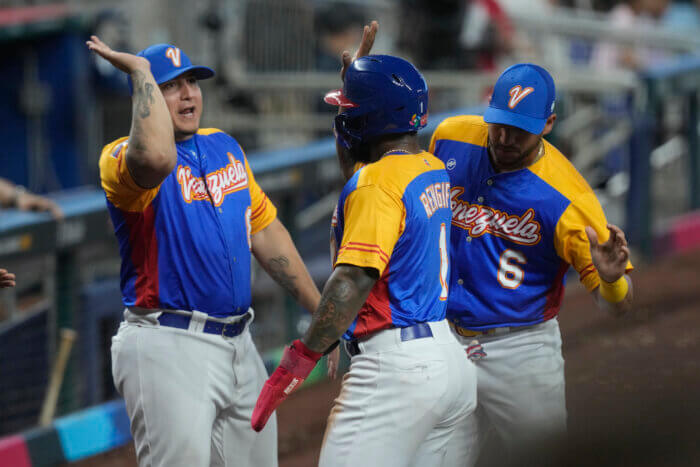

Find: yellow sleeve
335;185;404;276
244;156;277;234
554;191;634;292
98;137;160;212
429;124;440;154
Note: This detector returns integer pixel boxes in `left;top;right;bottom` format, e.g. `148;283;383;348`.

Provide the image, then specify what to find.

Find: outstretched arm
87;36;176;188
586;224;634;316
251;218;321;314
251;264;376;432
302;264;376;353
0;178;63;219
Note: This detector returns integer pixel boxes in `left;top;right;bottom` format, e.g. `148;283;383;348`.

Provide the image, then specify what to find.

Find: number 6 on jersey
498;249;527;289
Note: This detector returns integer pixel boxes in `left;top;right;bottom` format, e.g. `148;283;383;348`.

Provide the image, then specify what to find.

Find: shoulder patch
111;141;128;158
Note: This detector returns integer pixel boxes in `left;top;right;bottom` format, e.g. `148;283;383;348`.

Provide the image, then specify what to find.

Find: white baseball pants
111;309;277;467
453;318;567;466
319;319;478;467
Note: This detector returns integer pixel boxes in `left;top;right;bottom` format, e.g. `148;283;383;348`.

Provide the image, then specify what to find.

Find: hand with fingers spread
86;35;150;74
585;224;630;283
0;269;16;289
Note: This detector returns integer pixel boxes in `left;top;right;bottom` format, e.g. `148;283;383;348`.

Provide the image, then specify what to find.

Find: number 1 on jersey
439;223;448;300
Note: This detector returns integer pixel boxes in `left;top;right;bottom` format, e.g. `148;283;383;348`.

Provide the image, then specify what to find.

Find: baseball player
428;64;635;464
250;50;478;467
87;36;323;467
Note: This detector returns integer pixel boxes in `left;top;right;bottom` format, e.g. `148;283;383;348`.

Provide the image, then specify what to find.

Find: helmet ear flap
334;114;366;149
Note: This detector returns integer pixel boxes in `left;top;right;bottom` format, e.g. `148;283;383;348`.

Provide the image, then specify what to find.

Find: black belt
344;322;434;357
157;311;251;338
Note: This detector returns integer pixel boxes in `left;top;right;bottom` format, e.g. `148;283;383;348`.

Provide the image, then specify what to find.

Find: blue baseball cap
483;63;556;135
127;43;214;93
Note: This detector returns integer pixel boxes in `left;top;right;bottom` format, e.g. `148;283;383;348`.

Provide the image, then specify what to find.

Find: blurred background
1;0;699;465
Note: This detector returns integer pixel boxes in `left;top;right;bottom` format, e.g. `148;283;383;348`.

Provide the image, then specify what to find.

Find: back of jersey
332;151;452;339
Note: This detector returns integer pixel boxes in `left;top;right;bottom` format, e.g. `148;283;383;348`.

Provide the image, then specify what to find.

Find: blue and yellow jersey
429;116;633;330
99;129;276;318
331;151;452;339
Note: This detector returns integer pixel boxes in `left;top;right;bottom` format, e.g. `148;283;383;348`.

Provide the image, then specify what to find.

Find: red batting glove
251;339;322;432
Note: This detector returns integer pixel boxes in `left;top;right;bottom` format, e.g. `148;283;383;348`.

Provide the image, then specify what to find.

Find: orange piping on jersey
578;263;596;282
338;244;390;264
250;193;269;220
345;242;390;262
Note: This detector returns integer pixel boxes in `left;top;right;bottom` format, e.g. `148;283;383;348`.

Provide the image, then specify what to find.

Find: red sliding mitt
251;339;322;432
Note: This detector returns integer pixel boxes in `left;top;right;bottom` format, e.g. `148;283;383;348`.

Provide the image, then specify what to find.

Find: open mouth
179;106;196;118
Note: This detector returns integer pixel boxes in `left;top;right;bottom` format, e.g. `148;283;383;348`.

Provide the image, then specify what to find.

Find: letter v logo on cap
166;47;181;67
508;85;534;109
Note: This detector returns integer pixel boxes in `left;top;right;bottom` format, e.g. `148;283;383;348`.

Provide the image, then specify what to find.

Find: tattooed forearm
302;265;376;353
267;256;299;299
131;70;155;120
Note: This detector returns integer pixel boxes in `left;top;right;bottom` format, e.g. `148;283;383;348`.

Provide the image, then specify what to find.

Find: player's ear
542;114;556;136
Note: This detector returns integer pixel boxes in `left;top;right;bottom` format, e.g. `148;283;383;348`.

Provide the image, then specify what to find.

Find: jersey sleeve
98;137;160;212
244;156;277;234
428;123;441;154
335;184;404;276
554;191;634;292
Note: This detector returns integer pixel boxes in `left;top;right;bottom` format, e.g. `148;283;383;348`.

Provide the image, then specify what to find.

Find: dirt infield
69;248;700;466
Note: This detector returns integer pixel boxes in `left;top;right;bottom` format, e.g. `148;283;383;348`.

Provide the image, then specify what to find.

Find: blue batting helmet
324;55;428;148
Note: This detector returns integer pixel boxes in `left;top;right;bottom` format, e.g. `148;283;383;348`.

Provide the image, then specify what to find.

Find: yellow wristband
598;276;628;304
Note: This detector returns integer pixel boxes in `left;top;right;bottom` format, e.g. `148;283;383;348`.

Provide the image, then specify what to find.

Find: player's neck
369;135;421;163
489;141;544;174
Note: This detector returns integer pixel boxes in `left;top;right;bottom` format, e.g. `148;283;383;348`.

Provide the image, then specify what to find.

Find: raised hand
585;224;630;283
340;21;378;80
86;35;150;74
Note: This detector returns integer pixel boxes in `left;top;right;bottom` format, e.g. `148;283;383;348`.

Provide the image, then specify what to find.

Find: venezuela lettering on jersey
177;152;247;206
450;186;542;245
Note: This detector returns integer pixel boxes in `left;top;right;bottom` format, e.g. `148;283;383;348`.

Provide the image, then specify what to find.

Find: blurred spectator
314;2;366;71
460;0;515;71
662;0;700;31
398;0;513;71
591;0;670;70
0;177;63;219
0;269;15;289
